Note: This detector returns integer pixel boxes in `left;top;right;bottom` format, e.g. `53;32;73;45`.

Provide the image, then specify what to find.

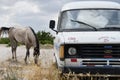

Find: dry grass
0;58;63;80
0;53;119;80
0;61;120;80
0;61;99;80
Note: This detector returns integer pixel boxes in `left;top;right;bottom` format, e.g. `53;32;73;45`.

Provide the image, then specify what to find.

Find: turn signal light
59;45;64;60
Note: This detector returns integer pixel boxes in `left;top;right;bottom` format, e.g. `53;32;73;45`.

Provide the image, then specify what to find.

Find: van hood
61;32;120;44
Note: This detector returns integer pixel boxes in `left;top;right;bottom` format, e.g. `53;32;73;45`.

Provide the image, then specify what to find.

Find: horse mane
29;27;39;49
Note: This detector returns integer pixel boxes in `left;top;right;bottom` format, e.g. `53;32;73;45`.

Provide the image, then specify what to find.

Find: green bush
36;31;54;45
0;38;10;44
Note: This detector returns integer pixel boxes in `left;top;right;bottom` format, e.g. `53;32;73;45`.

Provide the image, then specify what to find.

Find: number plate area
65;58;120;67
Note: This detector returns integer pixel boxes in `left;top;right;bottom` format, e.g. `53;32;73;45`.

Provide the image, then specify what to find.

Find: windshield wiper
71;20;97;31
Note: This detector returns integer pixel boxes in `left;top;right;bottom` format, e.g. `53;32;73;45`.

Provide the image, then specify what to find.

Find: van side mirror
49;20;58;33
49;20;55;29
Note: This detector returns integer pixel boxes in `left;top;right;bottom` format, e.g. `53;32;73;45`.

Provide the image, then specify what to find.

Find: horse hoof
28;61;31;64
15;59;17;62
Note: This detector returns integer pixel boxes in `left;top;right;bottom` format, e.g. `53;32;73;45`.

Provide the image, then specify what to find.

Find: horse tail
0;27;10;36
1;27;10;31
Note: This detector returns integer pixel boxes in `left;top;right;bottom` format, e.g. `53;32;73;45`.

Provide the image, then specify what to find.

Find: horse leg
24;48;30;64
11;41;17;61
11;47;15;59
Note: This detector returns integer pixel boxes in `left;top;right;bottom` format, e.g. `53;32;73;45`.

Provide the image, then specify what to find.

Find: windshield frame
57;8;120;32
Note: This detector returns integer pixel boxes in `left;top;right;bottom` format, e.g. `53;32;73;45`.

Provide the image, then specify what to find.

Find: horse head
33;47;40;64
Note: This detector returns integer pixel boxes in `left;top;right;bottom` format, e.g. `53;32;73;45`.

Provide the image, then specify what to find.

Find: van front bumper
62;67;120;74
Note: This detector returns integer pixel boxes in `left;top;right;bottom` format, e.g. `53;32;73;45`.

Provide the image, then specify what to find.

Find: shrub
0;38;10;44
36;31;54;45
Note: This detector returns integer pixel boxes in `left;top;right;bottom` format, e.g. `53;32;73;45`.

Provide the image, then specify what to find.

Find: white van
49;1;120;74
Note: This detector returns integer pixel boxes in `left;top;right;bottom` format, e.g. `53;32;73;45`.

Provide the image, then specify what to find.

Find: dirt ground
0;44;58;80
0;44;55;66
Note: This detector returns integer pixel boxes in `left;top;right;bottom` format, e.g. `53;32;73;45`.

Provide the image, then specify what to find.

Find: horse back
9;27;36;47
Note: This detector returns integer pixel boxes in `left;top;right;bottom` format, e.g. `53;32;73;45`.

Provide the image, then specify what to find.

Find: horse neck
34;41;39;50
29;27;39;50
33;41;40;55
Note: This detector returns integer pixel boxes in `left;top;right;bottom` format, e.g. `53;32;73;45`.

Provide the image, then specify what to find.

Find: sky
0;0;120;35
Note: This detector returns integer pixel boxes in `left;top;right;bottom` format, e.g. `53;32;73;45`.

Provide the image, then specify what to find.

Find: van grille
82;60;120;66
82;60;106;65
64;44;120;58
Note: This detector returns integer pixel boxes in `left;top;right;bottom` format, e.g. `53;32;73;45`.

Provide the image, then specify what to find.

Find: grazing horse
0;27;40;64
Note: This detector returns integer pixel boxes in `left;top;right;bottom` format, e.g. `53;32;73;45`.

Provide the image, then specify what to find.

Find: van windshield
59;9;120;31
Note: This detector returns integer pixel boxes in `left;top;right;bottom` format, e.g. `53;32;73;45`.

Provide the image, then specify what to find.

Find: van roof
61;1;120;11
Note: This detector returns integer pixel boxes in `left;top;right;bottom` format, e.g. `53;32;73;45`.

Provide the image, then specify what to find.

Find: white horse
0;27;40;64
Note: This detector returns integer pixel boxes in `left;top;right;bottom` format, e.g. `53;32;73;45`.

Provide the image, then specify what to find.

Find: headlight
68;47;77;55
